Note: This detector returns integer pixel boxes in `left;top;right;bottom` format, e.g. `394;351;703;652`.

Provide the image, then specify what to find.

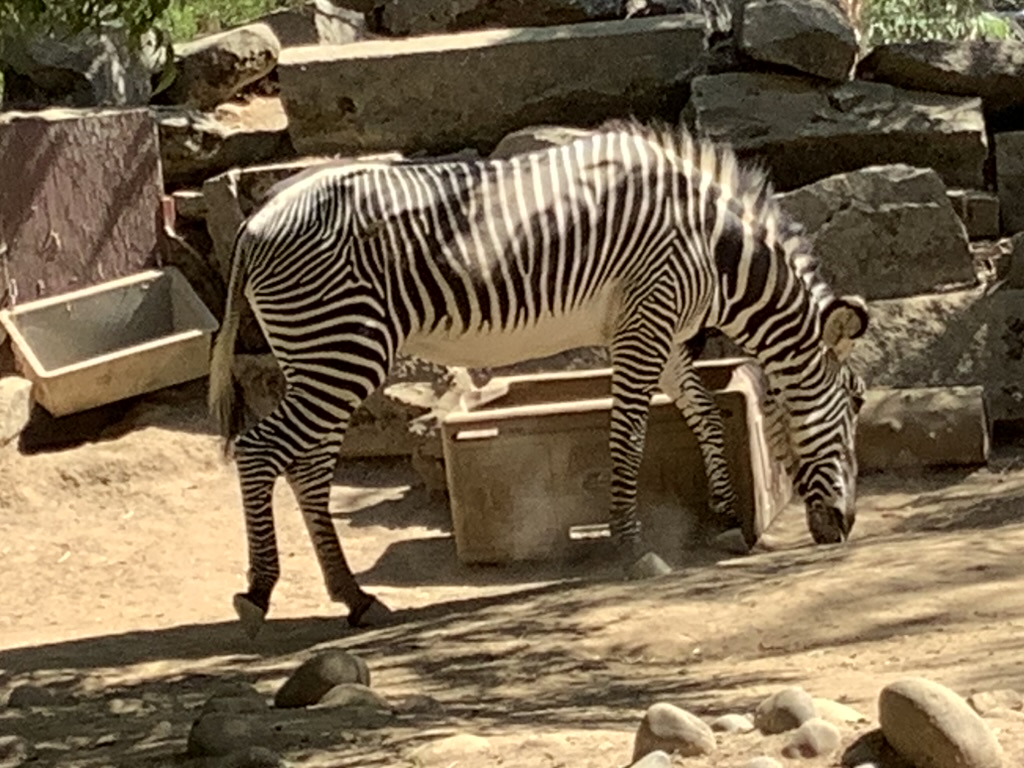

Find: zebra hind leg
660;343;744;547
285;433;394;629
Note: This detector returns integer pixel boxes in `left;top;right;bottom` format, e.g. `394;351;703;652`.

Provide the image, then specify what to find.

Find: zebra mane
594;118;836;314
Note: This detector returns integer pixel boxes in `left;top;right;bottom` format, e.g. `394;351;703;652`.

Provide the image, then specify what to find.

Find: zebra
208;120;869;637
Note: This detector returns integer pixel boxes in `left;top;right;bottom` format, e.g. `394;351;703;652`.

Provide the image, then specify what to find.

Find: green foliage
160;0;299;41
864;0;1014;44
0;0;172;44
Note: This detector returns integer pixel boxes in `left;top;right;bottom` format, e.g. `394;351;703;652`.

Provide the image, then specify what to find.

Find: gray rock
879;677;1005;768
214;746;286;768
106;697;151;716
968;689;1024;716
946;189;1000;241
202;695;269;716
0;25;158;108
278;15;706;157
840;728;913;768
782;717;842;758
850;287;1024;423
858;40;1024;118
0;735;34;767
186;712;270;758
777;164;973;299
394;693;446;715
379;0;627;35
741;0;857;82
154;106;294;190
710;713;755;733
0;377;32;447
163;24;281;110
274;650;371;709
754;686;817;734
313;683;394;727
489;124;594;159
996;132;1024;234
251;0;367;47
172;190;208;223
6;685;58;708
685;72;987;192
629;750;671;767
632;702;716;760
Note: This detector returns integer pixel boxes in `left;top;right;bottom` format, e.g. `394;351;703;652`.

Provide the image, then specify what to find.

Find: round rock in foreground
879;677;1004;768
186;713;269;758
274;650;371;708
632;702;715;761
781;717;841;758
754;686;816;734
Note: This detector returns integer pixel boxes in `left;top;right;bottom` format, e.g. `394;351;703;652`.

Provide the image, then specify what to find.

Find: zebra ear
822;295;869;360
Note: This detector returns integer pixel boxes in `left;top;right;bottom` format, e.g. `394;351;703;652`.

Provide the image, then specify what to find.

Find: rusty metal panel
0;107;164;307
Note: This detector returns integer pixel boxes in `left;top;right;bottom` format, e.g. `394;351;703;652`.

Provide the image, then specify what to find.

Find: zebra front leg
285;435;393;629
608;328;673;580
661;344;742;542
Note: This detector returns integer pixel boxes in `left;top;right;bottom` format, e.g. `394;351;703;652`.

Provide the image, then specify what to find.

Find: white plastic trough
0;267;219;417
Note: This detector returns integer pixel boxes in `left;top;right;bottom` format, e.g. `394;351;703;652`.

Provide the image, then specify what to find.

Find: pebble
632;702;716;761
274;650;370;708
409;733;493;764
142;720;174;743
312;683;393;727
754;686;816;734
214;746;286;767
186;712;270;758
813;697;867;725
781;717;841;758
968;689;1023;716
710;713;755;733
0;735;34;768
879;677;1004;768
6;685;58;708
741;758;783;768
629;750;671;767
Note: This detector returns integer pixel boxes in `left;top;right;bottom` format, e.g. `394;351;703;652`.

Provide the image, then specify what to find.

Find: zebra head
792;295;870;545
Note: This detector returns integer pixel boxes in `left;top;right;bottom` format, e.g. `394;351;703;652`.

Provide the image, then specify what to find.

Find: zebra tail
208;227;247;460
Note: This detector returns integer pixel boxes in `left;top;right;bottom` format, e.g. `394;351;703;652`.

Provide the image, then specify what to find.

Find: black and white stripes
209;120;868;633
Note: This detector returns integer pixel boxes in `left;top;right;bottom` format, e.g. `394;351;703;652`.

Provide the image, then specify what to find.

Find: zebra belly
401;291;619;368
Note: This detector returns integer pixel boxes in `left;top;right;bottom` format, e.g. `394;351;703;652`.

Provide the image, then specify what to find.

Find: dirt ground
2;379;1024;767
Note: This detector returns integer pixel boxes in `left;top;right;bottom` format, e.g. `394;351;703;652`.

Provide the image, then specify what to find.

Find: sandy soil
1;379;1023;767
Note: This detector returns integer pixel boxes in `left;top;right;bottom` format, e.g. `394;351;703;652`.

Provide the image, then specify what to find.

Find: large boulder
740;0;858;82
153;106;295;190
252;0;369;47
376;0;701;36
278;15;707;157
857;40;1024;122
995;131;1024;233
850;287;1024;423
684;71;988;191
0;26;160;109
162;24;281;110
776;164;974;299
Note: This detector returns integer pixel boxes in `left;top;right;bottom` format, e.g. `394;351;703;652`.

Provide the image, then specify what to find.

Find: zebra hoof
233;593;266;640
626;552;672;580
347;596;395;628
